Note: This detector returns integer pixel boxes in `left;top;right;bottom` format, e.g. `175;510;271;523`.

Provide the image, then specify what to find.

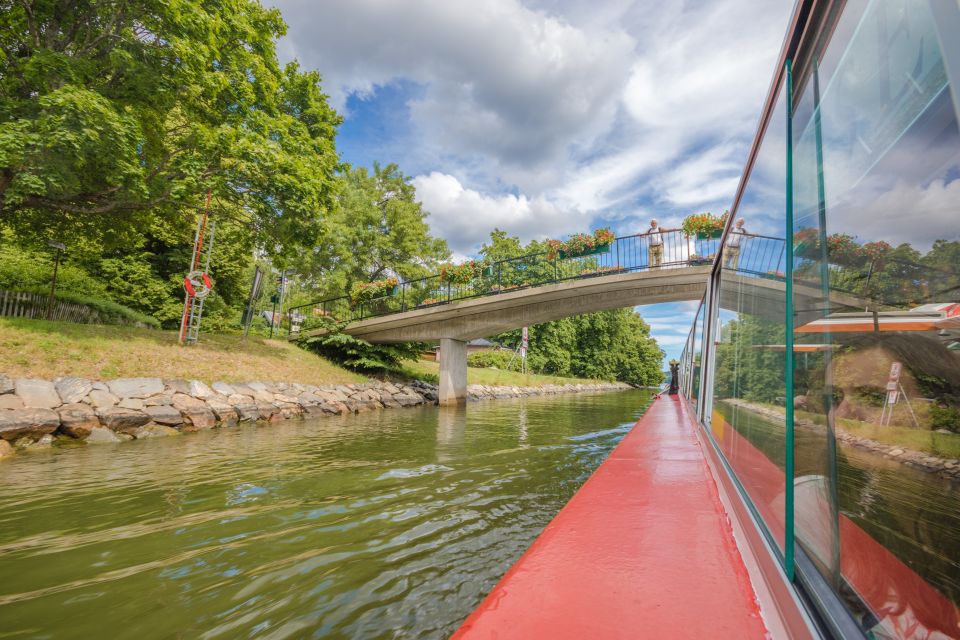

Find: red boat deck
452;395;769;639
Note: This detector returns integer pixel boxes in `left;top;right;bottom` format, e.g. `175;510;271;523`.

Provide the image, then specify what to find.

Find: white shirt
727;227;746;248
647;226;663;246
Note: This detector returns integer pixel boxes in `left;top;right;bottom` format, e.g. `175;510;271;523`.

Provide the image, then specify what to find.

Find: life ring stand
183;270;213;299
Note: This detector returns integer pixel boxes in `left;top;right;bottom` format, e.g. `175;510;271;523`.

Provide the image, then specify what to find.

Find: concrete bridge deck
321;266;712;343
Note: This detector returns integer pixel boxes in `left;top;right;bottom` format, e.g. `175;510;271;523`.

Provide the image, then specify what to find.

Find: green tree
482;230;664;385
289;163;449;301
0;0;340;257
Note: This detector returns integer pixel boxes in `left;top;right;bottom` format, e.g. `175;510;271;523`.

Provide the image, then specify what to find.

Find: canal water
0;390;654;639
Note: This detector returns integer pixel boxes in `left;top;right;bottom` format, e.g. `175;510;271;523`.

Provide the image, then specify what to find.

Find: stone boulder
88;389;119;409
206;399;238;427
0;408;60;441
297;392;323;407
144;394;174;406
234;403;260;422
26;434;54;449
133;424;180;439
394;394;423;407
0;439;13;458
211;381;236;396
107;377;164;399
86;427;122;444
14;378;61;409
58;403;100;438
0;395;24;410
55;377;93;404
143;405;183;427
255;401;277;420
164;379;192;395
189;380;216;399
245;382;276;403
117;398;145;410
171;394;215;429
97;407;151;433
229;383;257;397
0;375;14;395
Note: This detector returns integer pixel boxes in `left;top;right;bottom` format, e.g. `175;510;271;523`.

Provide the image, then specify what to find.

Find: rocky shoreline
723;398;960;480
0;375;633;458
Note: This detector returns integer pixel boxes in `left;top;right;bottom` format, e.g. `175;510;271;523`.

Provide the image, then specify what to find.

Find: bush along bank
0;375;634;458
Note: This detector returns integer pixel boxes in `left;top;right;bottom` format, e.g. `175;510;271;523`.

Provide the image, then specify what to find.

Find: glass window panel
792;0;960;636
711;83;790;555
691;301;705;408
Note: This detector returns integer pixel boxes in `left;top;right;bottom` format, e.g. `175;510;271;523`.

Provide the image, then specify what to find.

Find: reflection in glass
710;81;790;555
691;302;705;411
792;0;960;636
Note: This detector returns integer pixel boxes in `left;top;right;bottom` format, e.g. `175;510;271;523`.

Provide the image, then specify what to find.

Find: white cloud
273;0;795;253
275;0;633;173
413;172;589;253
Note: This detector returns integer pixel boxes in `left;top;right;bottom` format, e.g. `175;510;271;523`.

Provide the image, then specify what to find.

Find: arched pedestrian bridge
289;230;855;404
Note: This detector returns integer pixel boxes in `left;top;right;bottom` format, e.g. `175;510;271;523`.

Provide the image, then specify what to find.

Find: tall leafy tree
290;163;449;300
482;230;664;385
0;0;340;257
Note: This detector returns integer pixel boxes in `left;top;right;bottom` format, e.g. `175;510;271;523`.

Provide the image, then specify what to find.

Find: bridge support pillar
438;338;468;405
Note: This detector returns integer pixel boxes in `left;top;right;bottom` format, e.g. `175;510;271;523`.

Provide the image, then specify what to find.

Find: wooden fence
0;290;143;326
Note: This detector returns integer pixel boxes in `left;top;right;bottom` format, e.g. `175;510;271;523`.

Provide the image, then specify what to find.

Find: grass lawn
795;409;960;460
404;359;605;387
742;399;960;459
0;318;365;386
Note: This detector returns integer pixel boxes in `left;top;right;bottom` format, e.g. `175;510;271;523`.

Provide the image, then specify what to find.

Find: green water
0;390;653;639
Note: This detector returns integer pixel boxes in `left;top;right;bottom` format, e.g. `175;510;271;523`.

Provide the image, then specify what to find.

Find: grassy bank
404;359;605;388
0;318;365;386
796;410;960;459
726;397;960;459
0;319;611;390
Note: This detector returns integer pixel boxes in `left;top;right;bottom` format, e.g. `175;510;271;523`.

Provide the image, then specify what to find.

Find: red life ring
184;271;213;299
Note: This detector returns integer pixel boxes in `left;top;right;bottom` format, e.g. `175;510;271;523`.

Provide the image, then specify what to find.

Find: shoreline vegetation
723;398;960;479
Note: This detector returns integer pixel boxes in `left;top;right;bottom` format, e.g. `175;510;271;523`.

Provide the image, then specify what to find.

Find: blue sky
273;0;795;361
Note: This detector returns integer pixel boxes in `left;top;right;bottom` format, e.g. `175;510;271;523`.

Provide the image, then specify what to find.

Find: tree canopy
286;163;450;303
0;0;340;256
479;230;665;386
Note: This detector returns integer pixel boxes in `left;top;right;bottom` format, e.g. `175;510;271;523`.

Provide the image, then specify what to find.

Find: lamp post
46;241;66;320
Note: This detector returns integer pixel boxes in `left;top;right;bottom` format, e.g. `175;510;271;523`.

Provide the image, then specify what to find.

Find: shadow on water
0;390;653;639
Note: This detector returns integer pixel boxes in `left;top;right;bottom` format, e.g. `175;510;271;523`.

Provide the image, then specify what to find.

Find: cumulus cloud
275;0;633;172
413;172;589;254
273;0;794;254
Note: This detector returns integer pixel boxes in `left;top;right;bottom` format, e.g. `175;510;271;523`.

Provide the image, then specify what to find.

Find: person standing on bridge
723;217;748;270
646;219;664;268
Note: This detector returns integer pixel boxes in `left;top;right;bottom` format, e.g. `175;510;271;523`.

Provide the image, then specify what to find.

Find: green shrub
930;404;960;433
297;316;425;373
467;350;521;372
0;243;108;298
32;289;160;328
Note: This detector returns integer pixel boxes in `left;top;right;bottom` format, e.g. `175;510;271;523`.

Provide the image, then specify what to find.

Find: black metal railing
287;230;788;334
